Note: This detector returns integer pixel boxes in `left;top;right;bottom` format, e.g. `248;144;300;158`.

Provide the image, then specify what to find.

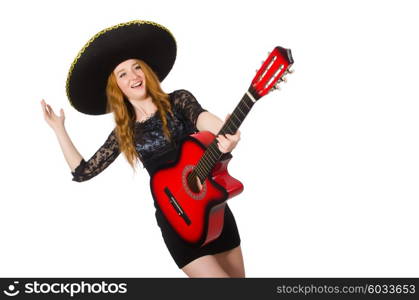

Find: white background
0;0;418;277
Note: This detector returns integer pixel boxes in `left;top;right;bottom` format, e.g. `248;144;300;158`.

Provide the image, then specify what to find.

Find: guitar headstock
250;46;294;100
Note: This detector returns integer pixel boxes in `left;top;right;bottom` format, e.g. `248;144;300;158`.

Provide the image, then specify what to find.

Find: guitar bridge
164;187;191;226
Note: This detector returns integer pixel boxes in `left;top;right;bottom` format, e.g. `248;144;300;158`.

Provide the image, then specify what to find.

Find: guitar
150;46;294;247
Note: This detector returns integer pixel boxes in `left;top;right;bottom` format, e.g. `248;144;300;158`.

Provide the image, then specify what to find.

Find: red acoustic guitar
150;46;294;247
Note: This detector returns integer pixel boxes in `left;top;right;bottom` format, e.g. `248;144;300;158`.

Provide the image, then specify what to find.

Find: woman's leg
181;255;230;278
213;246;245;278
180;246;245;278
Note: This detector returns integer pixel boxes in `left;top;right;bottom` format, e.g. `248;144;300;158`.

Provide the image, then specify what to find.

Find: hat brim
66;20;176;115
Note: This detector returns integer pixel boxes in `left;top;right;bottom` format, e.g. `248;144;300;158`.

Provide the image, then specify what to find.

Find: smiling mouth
131;81;143;88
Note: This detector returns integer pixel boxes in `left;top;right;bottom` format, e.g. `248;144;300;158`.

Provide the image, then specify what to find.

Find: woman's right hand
41;99;65;132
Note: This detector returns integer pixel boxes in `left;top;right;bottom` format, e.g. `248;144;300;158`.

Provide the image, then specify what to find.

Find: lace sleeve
71;129;120;182
171;89;207;127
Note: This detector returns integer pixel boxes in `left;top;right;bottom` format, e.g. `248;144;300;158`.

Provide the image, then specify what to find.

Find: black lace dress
71;89;241;268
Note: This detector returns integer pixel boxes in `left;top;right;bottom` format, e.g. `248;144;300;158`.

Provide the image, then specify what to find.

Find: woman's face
113;59;147;100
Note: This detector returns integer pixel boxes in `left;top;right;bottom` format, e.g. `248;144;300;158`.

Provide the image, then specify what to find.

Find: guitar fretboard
191;87;259;183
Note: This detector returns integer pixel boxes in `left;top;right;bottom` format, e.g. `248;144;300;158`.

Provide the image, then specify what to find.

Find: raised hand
41;99;65;132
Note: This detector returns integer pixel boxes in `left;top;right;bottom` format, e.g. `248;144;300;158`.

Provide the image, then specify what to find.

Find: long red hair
105;59;173;171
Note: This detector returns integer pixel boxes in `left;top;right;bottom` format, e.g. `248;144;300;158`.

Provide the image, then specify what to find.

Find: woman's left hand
216;114;241;153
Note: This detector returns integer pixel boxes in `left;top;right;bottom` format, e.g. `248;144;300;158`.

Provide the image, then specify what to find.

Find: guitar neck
218;86;260;135
194;86;260;182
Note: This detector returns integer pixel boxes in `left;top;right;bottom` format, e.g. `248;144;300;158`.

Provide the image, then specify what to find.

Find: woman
40;21;245;277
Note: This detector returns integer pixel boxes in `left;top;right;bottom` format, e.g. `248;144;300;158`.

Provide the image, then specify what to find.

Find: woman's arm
196;111;241;153
41;99;83;172
54;127;84;173
196;111;223;134
172;89;241;153
41;99;120;182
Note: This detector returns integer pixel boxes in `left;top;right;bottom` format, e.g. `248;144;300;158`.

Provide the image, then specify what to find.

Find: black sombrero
66;20;176;115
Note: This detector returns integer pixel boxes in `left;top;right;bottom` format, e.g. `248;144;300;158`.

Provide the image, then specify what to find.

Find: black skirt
154;203;241;268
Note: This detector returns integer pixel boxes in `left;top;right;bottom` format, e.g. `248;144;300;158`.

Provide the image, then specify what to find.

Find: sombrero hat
66;20;176;115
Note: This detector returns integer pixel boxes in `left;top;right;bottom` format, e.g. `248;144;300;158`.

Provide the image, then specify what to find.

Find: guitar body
150;131;244;247
150;46;294;247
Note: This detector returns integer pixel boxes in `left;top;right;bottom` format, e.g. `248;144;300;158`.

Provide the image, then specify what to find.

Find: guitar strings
188;92;255;187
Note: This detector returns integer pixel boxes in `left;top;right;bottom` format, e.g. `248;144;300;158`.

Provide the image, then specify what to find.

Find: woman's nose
129;73;140;81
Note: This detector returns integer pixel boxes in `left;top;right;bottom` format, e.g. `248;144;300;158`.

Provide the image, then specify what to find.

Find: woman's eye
135;65;141;70
119;73;126;78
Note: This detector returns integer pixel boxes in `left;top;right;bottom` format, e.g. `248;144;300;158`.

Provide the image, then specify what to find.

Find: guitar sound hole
187;172;201;194
182;165;207;200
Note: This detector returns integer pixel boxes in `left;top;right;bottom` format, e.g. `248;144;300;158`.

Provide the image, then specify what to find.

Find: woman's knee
214;246;245;278
181;255;230;278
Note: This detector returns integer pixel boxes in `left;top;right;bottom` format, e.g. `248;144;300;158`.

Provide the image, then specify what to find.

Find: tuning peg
280;76;288;83
286;68;294;74
270;83;281;92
